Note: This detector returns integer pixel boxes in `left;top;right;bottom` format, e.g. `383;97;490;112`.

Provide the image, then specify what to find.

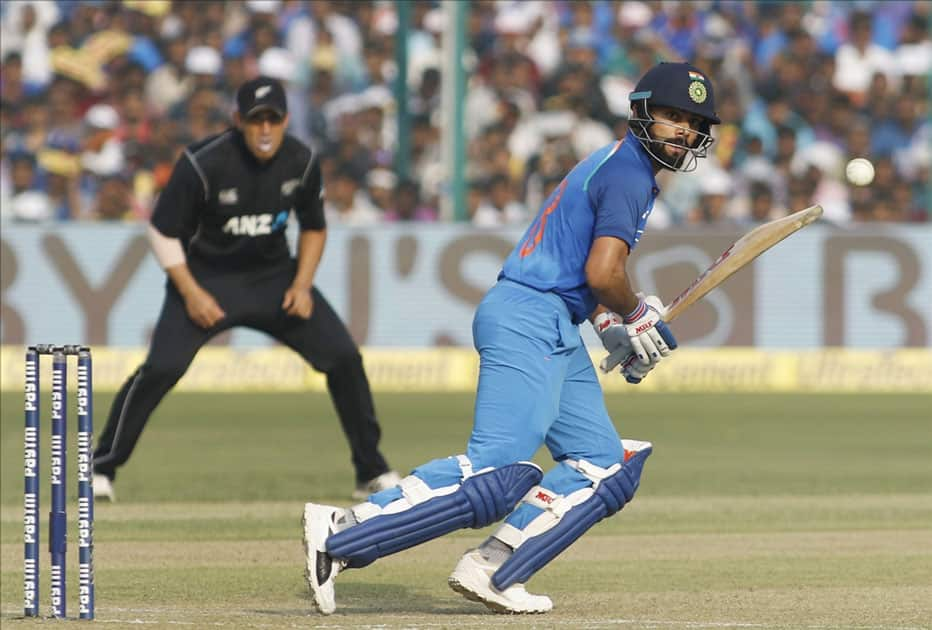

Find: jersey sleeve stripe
185;130;234;201
183;149;210;202
583;140;624;192
300;150;316;184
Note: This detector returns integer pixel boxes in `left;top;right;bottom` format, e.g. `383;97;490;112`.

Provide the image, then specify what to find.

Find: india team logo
688;81;707;104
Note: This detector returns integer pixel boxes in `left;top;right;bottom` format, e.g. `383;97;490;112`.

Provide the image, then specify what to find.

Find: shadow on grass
250;581;495;617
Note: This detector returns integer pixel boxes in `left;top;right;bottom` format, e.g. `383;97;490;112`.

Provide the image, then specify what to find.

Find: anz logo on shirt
222;210;290;237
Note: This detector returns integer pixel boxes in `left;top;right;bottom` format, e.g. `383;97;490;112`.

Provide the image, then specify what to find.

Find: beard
649;137;689;169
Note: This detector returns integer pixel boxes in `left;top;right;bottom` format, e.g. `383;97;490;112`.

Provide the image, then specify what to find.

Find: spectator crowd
1;0;929;226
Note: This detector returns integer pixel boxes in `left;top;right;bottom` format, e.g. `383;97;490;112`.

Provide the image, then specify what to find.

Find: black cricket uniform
93;128;391;485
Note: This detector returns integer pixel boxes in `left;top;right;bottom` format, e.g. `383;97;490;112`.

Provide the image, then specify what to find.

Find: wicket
24;344;95;620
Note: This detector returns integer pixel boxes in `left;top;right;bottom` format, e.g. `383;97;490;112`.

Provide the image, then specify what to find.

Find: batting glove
600;347;656;384
594;311;632;355
622;294;677;367
620;352;654;384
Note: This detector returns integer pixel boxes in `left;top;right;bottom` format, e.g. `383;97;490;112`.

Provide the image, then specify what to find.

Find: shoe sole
447;575;549;614
301;505;336;615
301;510;328;614
448;576;511;614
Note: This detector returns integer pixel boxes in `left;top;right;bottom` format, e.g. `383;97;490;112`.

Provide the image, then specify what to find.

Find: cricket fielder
303;62;720;614
92;77;400;501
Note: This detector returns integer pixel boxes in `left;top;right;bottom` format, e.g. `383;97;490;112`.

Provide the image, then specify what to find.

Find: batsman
303;61;721;614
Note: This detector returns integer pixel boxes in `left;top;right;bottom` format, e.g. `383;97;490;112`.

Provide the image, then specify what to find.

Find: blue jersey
500;131;660;324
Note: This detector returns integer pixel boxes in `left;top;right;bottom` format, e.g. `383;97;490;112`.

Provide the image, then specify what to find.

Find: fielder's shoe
448;548;553;614
93;474;115;502
302;503;344;615
352;470;402;500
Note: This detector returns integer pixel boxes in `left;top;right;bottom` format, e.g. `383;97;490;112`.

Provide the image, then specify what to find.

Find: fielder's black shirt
151;129;325;273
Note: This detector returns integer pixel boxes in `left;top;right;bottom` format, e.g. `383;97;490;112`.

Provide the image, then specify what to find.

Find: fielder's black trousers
93;263;390;484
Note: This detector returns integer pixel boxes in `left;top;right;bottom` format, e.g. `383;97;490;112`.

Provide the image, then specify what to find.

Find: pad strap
563;457;621;485
456;454;475;479
494;485;593;548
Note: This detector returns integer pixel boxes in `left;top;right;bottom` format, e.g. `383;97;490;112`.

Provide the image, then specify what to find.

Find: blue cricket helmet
630;61;720;124
628;62;720;172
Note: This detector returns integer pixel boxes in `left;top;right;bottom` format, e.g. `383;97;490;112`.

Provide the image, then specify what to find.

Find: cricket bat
663;204;823;322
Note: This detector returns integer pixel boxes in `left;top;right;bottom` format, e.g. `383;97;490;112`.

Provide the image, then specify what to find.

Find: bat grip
657;320;678;349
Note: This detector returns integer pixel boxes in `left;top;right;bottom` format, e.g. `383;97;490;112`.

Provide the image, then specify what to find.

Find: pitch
1;391;930;628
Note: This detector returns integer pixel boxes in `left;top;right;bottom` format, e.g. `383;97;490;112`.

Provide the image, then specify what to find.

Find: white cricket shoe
352;470;402;500
448;549;553;614
302;503;344;615
93;474;115;502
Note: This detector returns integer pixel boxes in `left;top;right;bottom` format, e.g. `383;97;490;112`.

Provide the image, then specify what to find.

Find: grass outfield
1;392;930;629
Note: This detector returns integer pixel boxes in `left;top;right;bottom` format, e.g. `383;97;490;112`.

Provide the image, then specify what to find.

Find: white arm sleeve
146;223;186;269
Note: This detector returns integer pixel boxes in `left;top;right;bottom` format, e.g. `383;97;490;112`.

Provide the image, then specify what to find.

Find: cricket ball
845;158;875;187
